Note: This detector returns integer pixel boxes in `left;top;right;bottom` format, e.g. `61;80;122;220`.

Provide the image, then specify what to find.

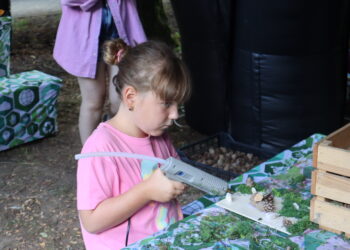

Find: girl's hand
145;168;186;202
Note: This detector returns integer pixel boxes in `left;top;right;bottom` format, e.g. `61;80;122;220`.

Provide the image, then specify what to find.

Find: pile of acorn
187;146;264;175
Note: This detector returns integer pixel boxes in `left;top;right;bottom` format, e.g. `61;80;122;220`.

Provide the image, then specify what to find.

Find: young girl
77;39;191;249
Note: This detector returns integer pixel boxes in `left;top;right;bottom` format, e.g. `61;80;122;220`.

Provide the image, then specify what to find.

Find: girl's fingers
173;181;185;190
174;185;186;195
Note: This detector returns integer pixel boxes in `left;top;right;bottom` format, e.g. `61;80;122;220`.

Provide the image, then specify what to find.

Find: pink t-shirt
77;123;183;250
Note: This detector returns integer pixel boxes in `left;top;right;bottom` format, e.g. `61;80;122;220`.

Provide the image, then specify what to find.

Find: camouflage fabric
0;70;62;151
125;134;350;249
0;16;11;77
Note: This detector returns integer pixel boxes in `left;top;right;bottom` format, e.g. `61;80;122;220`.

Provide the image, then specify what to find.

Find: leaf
39;232;48;238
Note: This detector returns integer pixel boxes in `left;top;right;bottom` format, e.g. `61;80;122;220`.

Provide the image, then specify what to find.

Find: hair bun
103;38;129;65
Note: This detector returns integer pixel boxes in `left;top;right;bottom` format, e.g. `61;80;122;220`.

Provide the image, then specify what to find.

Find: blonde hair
103;39;191;104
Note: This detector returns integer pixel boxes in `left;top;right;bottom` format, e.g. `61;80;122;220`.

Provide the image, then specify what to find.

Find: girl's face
133;91;179;137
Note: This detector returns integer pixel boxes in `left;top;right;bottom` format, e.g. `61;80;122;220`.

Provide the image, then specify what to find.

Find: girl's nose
169;104;179;120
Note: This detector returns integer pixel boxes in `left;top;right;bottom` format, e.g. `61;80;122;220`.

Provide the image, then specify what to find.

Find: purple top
53;0;147;78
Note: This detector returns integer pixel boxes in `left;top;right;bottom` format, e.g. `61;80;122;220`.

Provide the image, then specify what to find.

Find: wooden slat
317;142;350;177
310;197;350;235
312;142;320;168
326;123;350;149
312;170;350;204
311;170;317;195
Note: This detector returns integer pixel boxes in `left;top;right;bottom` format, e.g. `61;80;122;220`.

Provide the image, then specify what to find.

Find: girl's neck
108;107;148;138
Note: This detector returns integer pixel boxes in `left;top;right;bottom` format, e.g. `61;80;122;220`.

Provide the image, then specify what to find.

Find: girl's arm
79;168;185;234
60;0;100;11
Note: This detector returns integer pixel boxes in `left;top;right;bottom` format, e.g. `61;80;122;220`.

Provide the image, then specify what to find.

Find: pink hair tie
116;49;124;64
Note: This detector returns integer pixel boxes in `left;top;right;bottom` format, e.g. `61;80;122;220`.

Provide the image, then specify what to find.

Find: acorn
219;147;227;153
209;147;215;155
188;145;264;176
247;153;253;160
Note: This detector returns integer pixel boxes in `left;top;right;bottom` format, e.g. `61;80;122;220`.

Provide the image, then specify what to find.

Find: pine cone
283;218;293;227
263;201;275;212
263;193;274;202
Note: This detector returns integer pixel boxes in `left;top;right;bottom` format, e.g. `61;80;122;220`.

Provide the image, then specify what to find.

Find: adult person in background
53;0;146;144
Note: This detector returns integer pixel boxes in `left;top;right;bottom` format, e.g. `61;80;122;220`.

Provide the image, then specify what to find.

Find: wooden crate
311;123;350;236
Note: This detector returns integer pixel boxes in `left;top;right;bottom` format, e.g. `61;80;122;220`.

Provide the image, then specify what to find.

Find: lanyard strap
125;217;131;246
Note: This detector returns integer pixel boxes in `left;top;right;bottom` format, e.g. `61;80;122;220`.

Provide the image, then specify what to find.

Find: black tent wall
171;0;349;154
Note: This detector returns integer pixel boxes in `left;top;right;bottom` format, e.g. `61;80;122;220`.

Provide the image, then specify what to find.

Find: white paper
216;193;298;235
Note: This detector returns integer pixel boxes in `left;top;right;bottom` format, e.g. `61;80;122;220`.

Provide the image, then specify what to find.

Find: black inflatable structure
230;0;349;153
172;0;350;154
171;0;232;135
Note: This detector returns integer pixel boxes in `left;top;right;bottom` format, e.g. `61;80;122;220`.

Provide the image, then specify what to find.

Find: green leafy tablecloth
0;70;62;151
125;134;350;249
0;16;11;77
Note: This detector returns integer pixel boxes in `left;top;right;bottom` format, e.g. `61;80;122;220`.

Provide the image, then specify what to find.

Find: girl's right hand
145;168;186;203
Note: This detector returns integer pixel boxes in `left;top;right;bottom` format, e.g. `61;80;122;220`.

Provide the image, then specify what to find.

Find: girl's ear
123;85;137;110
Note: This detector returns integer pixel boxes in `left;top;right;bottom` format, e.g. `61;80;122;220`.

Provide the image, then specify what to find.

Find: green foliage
272;189;316;235
226;221;254;239
268;189;317;236
286;215;318;235
181;214;255;243
255;235;299;249
271;188;288;197
278;192;309;218
274;166;305;185
234;183;265;194
235;184;252;194
171;213;302;249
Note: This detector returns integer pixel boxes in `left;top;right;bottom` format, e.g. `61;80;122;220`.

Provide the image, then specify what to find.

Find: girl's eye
163;103;172;108
161;101;173;108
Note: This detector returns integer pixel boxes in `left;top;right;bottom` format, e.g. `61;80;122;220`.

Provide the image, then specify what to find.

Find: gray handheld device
75;152;229;196
161;157;228;196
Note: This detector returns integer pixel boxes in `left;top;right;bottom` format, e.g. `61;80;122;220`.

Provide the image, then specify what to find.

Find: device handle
161;157;228;196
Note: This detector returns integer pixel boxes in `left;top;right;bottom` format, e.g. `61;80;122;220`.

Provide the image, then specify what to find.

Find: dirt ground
0;8;206;250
